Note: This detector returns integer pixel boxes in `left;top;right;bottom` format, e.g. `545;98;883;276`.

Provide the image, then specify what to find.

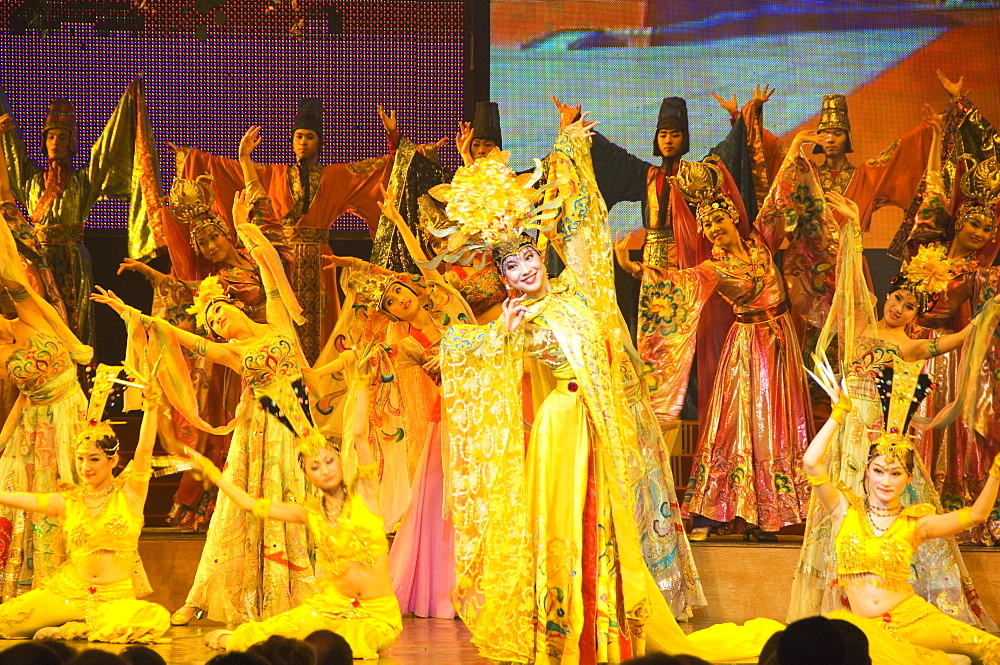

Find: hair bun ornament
187;274;234;330
74;365;126;456
894;243;954;314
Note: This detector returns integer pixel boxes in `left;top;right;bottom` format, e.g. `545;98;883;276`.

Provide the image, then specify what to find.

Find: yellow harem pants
0;565;169;643
830;594;1000;665
227;590;402;659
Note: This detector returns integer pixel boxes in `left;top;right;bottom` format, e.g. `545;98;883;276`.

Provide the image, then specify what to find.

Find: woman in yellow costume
0;364;169;643
438;116;778;663
0;144;92;600
185;356;401;658
92;189;321;626
788;187;997;630
803;355;1000;665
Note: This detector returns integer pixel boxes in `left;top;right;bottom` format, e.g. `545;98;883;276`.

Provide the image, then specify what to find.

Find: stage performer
92;190;320;626
439;116;779;663
891;72;1000;546
118;126;288;532
171;99;395;363
0;364;169;643
788;190;997;630
0;145;93;599
187;354;400;657
802;357;1000;665
0;79;165;347
322;191;476;616
618;128;839;541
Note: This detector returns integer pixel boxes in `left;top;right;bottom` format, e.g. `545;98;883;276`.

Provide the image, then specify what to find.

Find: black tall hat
653;97;689;157
293;98;324;144
472;101;502;149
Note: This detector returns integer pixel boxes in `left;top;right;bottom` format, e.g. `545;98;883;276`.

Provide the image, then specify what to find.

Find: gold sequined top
58;476;143;565
303;486;388;578
836;489;933;593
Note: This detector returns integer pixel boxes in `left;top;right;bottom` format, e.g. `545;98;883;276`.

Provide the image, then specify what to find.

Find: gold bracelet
201;459;223;485
807;472;831;487
357;462;379;480
957;506;981;530
36;493;50;512
830;405;850;425
252;498;272;520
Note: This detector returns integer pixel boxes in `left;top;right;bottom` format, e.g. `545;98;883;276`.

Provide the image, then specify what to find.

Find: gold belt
38;225;84;244
735;299;789;324
283;227;329;244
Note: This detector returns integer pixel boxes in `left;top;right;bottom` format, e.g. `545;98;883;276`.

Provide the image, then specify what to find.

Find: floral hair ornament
867;357;934;465
955;154;1000;239
186;274;242;332
893;243;954;314
695;192;741;234
75;364;128;456
170;174;234;251
426;150;568;268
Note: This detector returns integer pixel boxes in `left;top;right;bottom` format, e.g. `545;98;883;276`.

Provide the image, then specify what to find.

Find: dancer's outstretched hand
232;188;257;227
710;91;739;119
552;95;582;130
90;286;127;315
824;191;859;222
238;126;262;160
921;103;946;135
751;83;774;109
321;253;354;271
936;69;964;99
455;122;473;166
806;353;850;417
378;104;397;134
0;114;11;134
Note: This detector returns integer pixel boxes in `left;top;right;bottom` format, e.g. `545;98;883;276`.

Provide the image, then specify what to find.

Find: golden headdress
75;365;126;456
427;150;567;265
868;357;934;465
186;274;239;331
893;243;953;314
170;175;232;250
695;191;741;233
956;155;1000;237
813;94;853;154
344;263;423;315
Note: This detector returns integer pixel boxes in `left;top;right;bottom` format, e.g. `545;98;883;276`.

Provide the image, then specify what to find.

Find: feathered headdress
868;358;934;464
426;150;567;267
186;274;242;332
170;175;233;251
893;244;954;314
75;365;126;455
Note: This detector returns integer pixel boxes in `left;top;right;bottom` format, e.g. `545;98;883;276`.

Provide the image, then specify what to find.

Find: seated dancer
803;357;1000;665
789;191;996;628
187;357;401;658
93;190;318;626
0;365;170;643
0;144;92;598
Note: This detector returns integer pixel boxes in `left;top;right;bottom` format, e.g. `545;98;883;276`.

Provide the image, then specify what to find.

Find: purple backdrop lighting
0;0;465;231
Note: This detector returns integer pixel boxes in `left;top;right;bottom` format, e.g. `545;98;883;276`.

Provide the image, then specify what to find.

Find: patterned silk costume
892;94;1000;545
640;151;824;533
0;470;169;643
826;490;1000;665
0;79;166;347
123;224;318;623
226;471;402;658
0;206;91;599
440;127;777;664
174;134;394;363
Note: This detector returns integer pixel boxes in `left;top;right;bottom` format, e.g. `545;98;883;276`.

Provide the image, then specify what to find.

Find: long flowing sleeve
888;168;950;262
83;79;166;260
757;152;840;330
589;131;652;209
0;87;41;206
843;121;934;233
636;263;718;426
739;100;788;213
440;321;534;662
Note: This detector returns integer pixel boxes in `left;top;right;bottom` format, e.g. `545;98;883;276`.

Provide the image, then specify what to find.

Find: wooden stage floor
0;616;726;664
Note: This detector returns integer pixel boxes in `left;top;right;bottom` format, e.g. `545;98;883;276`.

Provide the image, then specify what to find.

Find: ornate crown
956;155;1000;236
170;175;232;250
868;358;934;464
427;150;566;265
695;192;741;233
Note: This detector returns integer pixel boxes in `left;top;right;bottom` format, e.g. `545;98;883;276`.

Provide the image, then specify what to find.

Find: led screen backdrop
491;0;1000;248
0;0;465;231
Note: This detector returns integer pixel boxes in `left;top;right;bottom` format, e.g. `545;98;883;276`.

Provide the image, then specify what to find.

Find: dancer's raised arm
801;357;851;518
